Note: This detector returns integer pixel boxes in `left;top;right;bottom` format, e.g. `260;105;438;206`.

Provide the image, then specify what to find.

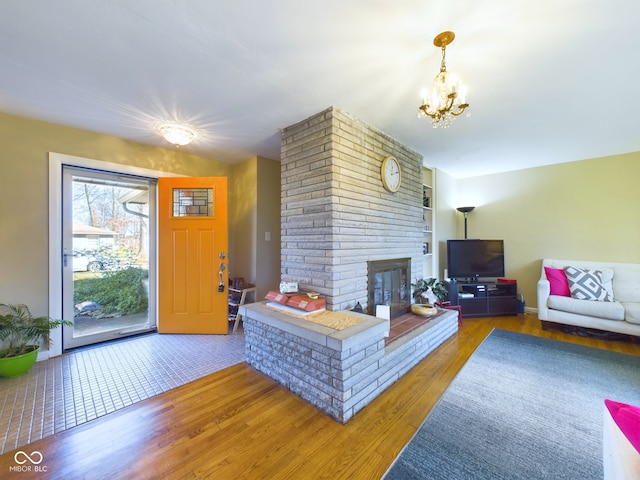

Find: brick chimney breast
280;106;425;312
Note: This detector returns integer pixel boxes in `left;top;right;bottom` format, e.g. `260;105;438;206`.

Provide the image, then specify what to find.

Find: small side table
229;287;256;333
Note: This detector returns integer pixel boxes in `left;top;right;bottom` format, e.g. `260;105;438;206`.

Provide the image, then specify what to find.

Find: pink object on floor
605;399;640;453
603;399;640;479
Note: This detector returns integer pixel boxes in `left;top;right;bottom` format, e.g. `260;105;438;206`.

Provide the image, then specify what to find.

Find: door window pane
172;188;213;217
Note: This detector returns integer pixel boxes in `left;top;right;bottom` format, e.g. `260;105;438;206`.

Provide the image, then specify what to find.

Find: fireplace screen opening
367;258;411;319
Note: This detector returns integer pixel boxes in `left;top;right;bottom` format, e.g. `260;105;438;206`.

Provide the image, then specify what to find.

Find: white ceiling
1;0;639;178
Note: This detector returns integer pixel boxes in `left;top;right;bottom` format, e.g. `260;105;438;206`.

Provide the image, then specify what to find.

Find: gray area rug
384;329;640;479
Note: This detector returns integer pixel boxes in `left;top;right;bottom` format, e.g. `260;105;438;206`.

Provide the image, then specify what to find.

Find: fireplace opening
367;258;411;319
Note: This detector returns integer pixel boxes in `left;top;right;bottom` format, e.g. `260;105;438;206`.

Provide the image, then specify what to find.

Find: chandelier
157;123;199;146
418;31;469;128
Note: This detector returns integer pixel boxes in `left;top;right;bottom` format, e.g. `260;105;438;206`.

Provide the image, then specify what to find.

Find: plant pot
0;345;39;378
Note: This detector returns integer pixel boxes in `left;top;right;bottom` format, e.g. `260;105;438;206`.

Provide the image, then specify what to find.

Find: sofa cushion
544;266;571;296
610;265;640;303
623;303;640;325
548;295;625;320
564;266;613;301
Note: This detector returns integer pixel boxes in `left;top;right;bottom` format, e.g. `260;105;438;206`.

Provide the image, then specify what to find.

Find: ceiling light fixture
157;124;199;146
419;31;469;128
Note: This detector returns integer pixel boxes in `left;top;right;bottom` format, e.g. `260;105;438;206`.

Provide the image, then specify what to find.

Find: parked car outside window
72;250;104;272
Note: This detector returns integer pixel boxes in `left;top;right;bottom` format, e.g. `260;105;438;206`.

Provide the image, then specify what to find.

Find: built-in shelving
422;167;436;279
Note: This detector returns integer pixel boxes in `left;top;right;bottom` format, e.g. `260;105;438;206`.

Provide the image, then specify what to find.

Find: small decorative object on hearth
411;303;438;316
279;281;298;294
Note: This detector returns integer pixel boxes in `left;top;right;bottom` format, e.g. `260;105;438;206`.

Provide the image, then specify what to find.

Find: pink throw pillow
544;266;570;297
605;399;640;454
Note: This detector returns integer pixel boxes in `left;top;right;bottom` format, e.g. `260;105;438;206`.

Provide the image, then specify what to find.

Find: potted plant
0;303;71;378
411;278;448;305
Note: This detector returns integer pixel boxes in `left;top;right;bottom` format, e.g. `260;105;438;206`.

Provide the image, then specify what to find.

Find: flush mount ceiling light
157;123;199;146
419;31;470;128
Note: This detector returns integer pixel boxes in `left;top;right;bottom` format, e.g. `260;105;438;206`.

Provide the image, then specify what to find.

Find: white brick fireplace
280;106;425;312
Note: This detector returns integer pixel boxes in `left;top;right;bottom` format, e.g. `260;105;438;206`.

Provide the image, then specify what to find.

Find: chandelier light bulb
157;124;199;146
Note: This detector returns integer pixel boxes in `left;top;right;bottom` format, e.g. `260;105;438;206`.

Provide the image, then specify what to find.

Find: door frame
48;152;181;358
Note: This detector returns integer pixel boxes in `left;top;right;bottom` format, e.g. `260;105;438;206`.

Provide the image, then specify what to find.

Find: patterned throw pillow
564;266;612;302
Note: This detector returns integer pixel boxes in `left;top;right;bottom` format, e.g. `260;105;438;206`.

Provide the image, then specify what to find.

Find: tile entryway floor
0;331;246;455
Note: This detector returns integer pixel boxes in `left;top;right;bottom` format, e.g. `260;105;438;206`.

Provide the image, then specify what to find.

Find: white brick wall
281;107;424;311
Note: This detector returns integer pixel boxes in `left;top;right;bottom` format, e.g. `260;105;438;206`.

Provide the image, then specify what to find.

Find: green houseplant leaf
411;278;448;304
0;303;71;358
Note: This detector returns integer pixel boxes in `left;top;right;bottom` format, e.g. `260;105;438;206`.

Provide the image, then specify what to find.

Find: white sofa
537;259;640;336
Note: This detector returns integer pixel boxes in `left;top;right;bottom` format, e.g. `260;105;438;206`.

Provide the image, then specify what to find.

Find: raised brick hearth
242;302;458;423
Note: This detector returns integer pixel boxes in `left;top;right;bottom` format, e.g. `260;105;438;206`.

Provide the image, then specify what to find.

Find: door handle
63;249;73;267
218;253;226;292
218;271;225;293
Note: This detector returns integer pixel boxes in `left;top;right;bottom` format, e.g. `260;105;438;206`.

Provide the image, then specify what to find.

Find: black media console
445;280;518;318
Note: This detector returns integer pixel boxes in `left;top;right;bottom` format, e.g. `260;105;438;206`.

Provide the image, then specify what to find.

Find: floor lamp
456;206;475;239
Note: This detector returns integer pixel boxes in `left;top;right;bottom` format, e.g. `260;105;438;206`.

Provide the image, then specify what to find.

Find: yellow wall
255;157;281;298
450;153;640;309
230;157;258;284
0;111;230;315
230;156;281;298
434;168;458;277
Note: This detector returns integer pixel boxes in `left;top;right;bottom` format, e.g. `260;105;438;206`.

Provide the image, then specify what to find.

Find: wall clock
381;156;401;192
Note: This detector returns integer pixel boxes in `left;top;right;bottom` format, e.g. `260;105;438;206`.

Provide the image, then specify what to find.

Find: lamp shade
456;206;475;214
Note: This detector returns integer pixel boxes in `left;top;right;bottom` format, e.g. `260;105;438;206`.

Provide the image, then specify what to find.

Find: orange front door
158;177;228;334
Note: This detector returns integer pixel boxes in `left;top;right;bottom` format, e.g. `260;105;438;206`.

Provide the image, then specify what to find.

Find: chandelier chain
440;47;447;73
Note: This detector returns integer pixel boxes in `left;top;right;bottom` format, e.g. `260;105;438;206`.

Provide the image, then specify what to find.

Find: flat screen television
447;239;505;280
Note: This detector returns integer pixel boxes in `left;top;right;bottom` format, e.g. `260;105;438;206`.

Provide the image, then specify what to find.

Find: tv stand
445;280;518;318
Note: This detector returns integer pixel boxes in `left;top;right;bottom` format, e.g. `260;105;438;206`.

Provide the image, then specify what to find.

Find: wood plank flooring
1;314;639;479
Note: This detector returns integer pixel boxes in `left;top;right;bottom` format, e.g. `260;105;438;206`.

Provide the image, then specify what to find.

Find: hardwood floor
2;314;639;479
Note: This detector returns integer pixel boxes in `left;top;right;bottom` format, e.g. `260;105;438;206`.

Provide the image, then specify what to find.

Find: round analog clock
381;156;401;192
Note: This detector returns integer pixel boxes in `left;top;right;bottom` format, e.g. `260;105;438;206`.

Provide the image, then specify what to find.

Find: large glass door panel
62;166;157;350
